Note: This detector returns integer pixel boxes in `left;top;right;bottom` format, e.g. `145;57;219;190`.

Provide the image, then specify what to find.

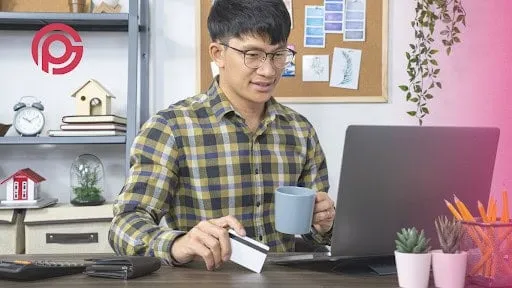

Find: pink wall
426;0;512;206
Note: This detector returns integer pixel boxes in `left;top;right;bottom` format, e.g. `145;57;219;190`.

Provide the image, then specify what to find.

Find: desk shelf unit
0;0;150;175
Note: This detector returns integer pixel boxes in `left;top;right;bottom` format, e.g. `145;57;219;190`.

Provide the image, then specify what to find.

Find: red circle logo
31;23;83;75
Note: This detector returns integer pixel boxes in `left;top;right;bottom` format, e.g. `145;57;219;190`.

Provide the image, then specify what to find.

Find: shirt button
255;168;259;174
256;201;261;207
259;235;263;241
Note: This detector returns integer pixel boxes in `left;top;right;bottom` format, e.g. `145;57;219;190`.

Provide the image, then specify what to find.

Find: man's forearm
108;209;185;265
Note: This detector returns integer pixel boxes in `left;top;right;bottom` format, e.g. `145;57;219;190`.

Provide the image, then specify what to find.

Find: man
109;0;336;271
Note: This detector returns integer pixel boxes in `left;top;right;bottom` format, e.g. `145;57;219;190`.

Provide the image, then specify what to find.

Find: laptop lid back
330;125;500;257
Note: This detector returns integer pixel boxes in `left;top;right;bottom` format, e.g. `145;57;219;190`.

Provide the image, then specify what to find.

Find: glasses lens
273;51;294;68
244;50;266;69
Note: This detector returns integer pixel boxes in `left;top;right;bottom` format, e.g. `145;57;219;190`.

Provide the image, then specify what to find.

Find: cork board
196;0;388;103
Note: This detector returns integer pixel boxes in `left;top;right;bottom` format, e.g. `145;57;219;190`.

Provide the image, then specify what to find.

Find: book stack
48;115;127;137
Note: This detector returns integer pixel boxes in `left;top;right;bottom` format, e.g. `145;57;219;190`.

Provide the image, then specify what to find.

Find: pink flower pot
432;249;467;288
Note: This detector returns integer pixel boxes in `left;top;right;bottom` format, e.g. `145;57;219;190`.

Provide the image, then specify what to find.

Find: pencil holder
460;219;512;287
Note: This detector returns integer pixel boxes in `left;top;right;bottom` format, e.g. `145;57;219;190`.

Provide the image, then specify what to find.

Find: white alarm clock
13;96;45;137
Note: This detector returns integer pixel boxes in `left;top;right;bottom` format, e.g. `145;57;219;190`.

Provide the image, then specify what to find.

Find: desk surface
0;253;426;287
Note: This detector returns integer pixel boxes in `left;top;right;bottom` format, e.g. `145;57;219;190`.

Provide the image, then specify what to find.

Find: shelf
0;136;126;145
0;12;130;31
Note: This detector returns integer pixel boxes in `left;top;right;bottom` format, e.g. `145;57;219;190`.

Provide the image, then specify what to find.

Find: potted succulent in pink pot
432;216;467;288
395;227;432;288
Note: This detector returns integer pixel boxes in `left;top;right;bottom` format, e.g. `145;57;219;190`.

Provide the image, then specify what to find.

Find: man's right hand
170;215;246;271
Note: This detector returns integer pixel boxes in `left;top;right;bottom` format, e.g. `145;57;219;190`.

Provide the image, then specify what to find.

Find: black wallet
84;256;161;279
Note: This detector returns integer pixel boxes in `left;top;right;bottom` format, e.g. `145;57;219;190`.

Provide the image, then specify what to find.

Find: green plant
435;215;463;253
399;0;466;125
72;163;102;202
396;227;431;253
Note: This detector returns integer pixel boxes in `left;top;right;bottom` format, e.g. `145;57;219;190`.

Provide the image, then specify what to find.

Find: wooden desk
0;253;400;287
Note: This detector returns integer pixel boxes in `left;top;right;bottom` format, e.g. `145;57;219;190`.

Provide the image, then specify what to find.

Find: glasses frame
220;43;297;69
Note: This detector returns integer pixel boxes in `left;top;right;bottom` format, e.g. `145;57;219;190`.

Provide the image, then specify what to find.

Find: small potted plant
432;216;467;288
70;154;105;206
395;227;432;288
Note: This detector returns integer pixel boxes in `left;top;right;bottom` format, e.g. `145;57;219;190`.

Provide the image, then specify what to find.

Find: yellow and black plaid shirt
109;78;330;264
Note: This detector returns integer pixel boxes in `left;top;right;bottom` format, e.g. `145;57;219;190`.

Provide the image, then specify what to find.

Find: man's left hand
312;192;335;234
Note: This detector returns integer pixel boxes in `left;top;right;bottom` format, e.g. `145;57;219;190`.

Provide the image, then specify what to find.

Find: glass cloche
70;153;106;206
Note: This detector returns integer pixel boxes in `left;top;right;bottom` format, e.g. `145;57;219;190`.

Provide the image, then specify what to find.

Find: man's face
219;36;288;106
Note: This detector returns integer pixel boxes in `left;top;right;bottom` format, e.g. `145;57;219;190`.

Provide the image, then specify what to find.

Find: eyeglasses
220;43;297;69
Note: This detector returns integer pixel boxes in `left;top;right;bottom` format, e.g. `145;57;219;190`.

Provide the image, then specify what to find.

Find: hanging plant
399;0;466;125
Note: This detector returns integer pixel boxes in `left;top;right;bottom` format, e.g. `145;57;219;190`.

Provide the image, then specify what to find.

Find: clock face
13;107;45;136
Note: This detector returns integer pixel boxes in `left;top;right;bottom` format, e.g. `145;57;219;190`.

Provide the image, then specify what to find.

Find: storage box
24;204;114;254
0;0;91;13
0;210;25;254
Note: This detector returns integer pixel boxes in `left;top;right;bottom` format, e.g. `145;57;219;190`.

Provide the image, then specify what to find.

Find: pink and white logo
31;23;83;75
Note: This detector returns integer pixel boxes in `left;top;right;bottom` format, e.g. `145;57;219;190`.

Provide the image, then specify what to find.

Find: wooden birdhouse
1;168;46;205
71;79;115;116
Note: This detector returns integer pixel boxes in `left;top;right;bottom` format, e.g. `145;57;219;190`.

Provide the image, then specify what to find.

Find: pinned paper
283;0;294;29
330;48;361;89
304;5;325;48
282;44;296;77
343;0;366;41
324;0;344;34
302;55;329;82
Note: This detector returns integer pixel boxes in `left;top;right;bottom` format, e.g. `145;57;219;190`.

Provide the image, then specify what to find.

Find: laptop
269;125;500;273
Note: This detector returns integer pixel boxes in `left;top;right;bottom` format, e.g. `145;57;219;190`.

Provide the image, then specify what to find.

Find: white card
304;5;325;48
228;229;269;273
302;55;330;82
324;0;344;34
343;0;366;41
330;47;361;89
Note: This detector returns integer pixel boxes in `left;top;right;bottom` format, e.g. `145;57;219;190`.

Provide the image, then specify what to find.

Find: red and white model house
1;168;46;205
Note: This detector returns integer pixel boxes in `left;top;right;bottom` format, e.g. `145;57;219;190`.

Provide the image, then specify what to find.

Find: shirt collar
207;76;292;122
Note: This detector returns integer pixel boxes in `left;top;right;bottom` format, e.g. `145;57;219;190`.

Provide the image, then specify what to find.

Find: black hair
207;0;291;45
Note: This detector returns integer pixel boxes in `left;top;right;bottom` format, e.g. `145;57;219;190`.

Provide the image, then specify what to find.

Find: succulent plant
435;215;463;254
395;227;431;253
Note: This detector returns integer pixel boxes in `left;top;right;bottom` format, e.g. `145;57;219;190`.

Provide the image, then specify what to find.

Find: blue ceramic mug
274;186;316;234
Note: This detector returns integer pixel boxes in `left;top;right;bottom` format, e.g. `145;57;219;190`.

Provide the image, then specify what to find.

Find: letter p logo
31;23;83;75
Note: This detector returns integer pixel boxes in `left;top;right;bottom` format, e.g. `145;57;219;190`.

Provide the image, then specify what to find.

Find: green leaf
430;59;438;65
436;82;442;89
422;107;430;114
409;44;416;50
411;98;419;103
434;69;440;75
406;92;412;101
407;111;417;116
406;52;411;59
447;46;452;56
454;36;461;43
430;49;439;55
425;94;434;99
453;27;461;33
440;30;449;35
399;85;409;92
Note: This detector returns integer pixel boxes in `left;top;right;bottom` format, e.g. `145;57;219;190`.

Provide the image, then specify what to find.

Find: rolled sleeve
109;114;182;264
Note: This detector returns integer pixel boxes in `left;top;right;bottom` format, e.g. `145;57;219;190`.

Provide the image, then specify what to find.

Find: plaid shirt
109;78;331;264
